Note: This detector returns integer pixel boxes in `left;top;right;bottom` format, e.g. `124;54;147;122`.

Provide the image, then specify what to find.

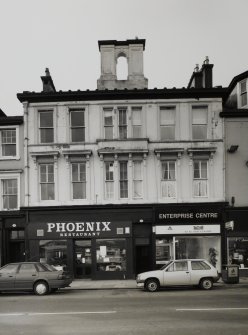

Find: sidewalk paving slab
66;277;248;290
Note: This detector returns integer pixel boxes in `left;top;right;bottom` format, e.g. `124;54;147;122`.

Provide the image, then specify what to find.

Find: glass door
74;240;92;278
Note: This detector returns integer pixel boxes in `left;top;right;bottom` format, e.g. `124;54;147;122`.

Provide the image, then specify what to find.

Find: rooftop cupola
41;68;56;92
97;39;148;90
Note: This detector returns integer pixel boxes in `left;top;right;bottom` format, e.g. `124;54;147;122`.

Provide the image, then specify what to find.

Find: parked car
136;259;220;292
0;262;72;295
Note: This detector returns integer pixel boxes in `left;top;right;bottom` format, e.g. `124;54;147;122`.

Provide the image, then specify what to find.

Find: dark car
0;262;72;295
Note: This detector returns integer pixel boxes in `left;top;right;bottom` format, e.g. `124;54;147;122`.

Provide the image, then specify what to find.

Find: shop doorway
74;240;92;278
135;245;151;275
9;241;25;263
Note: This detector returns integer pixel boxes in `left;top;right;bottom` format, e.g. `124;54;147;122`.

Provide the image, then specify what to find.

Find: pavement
68;277;248;290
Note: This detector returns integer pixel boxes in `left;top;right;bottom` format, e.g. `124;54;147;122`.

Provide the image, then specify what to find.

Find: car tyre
145;279;160;292
200;278;213;290
34;281;49;295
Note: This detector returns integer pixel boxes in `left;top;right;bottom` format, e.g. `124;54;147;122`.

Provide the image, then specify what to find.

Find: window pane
120;181;128;198
71;128;85;142
96;239;126;272
39;240;67;268
132;109;141;125
133;162;141;179
72;164;79;181
193;162;200;178
192;125;207;140
71;111;85;127
105;163;114;181
192;108;207;124
161;126;175;140
133;180;142;198
105;181;114;199
40;112;53;127
41;183;54;200
104;112;113;126
105;127;113;140
73;182;86;199
40;129;54;143
160;109;175;125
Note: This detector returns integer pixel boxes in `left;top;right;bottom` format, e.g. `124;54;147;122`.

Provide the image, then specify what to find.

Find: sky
0;0;247;116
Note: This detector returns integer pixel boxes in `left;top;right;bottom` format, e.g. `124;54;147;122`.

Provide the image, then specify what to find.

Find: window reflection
96;239;126;272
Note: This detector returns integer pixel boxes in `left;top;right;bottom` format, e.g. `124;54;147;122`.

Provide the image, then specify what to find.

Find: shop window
156;238;173;266
228;237;248;269
160;106;176;141
105;162;114;200
133;161;143;198
161;161;176;198
70;109;85;142
193;160;208;197
175;236;221;271
96;239;126;272
104;108;114;140
119;161;128;198
40;164;55;200
192;105;208;140
132;107;142;138
118;108;127;139
2;179;18;209
39;111;54;143
71;162;86;199
39;240;67;270
0;128;16;157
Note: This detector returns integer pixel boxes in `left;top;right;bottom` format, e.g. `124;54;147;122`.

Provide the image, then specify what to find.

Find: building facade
14;39;229;279
220;71;248;276
0;109;25;267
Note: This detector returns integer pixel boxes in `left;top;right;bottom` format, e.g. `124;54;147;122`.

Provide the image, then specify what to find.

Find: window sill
0;156;20;160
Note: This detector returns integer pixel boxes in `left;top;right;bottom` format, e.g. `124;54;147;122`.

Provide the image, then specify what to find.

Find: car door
163;260;191;286
0;264;19;290
15;263;39;290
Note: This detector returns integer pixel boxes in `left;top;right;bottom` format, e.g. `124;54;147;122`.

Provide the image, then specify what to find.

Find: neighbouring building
0;109;25;267
220;71;248;276
15;39;229;279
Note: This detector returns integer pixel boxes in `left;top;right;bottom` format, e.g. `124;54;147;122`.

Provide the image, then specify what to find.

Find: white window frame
193;160;208;197
0;173;20;210
119;161;128;199
39;110;54;144
70;109;85;143
160;106;176;141
104;161;114;200
131;107;142;138
0;126;19;160
71;162;87;200
133;161;143;199
118;107;128;140
192;105;208;140
161;161;176;198
240;80;247;107
39;163;55;201
103;108;114;140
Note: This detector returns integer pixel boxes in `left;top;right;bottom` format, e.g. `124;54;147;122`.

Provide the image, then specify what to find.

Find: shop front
154;204;225;273
225;207;248;277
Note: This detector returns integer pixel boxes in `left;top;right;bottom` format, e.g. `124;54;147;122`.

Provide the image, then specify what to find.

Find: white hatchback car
136;259;220;292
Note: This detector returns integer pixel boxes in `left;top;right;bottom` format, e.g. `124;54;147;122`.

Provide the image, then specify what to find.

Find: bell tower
97;39;148;90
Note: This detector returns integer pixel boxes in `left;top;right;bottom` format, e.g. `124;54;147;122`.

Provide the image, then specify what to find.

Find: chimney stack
41;68;56;92
187;57;213;89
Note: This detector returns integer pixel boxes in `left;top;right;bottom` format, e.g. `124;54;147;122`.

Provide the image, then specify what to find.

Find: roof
0;115;23;125
98;39;146;50
17;87;227;104
224;70;248;102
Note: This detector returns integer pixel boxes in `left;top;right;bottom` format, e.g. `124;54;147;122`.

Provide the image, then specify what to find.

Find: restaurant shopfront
25;205;153;279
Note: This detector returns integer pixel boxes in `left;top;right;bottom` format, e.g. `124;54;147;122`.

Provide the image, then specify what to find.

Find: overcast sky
0;0;247;116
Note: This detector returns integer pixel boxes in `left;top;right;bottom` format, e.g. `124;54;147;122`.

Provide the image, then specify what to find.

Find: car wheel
34;281;49;295
200;278;213;290
145;279;160;292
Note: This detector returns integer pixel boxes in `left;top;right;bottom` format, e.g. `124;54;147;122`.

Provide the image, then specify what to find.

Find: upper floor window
39;111;54;143
133;161;143;198
104;108;114;140
118;108;127;139
1;178;18;210
105;162;114;200
240;80;247;107
119;161;128;198
193;160;208;197
0;129;16;157
40;164;54;200
160;106;176;140
132;107;142;138
71;162;86;199
161;161;176;198
192;106;208;140
70;109;85;142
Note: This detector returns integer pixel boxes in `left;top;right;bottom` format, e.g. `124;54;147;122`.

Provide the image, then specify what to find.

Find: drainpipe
23;101;29;207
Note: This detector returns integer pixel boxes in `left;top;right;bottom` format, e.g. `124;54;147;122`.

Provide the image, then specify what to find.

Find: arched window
116;55;128;80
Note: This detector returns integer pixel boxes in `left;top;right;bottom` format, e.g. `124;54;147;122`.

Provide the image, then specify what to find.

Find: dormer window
240;80;247;107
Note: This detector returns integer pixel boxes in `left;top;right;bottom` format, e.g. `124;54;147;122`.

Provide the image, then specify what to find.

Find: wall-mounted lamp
227;145;239;153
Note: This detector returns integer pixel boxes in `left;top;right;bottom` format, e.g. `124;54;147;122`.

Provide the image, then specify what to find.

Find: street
0;285;248;335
